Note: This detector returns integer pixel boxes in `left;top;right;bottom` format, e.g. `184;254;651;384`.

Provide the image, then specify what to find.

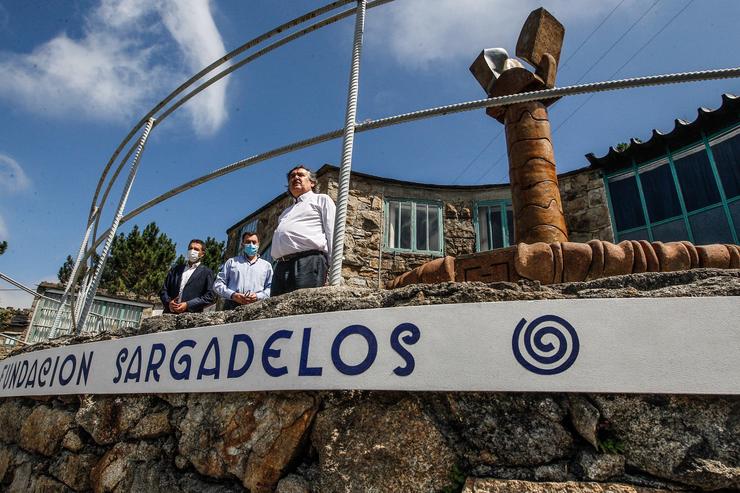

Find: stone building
226;94;738;287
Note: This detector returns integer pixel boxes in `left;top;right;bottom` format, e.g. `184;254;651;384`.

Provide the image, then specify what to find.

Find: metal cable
77;118;155;332
330;0;367;286
81;67;740;258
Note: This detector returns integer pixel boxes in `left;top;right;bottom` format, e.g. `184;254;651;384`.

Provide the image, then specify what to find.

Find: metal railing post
76;118;155;332
329;0;367;286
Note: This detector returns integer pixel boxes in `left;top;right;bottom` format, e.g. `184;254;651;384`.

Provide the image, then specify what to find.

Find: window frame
473;199;514;252
604;123;740;244
383;198;444;255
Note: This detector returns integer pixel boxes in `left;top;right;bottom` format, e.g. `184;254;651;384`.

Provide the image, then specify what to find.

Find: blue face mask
244;243;259;256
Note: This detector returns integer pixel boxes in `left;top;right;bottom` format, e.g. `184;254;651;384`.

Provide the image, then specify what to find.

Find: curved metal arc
88;0;395;249
87;0;356;222
82;67;740;261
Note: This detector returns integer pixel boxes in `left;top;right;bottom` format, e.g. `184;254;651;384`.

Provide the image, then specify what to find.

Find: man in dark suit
160;239;216;314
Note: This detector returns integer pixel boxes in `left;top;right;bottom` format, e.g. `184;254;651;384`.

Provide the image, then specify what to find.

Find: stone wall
560;168;614;243
227;166;614;289
0;269;739;492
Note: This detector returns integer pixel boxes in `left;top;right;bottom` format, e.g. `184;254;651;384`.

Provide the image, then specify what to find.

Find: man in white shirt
160;239;216;313
270;165;336;296
214;231;273;310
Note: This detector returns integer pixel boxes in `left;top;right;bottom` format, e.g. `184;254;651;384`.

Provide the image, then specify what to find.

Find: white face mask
187;249;201;263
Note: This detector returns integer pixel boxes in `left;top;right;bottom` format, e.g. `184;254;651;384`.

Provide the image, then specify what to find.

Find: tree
58;222;176;300
175;236;225;274
0;241;6;255
103;223;177;299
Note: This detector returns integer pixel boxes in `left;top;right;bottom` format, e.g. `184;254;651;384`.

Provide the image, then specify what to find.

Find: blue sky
1;0;738;308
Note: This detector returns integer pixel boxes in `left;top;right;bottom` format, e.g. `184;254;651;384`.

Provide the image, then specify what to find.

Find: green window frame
474;199;514;251
383;199;443;254
604;124;740;244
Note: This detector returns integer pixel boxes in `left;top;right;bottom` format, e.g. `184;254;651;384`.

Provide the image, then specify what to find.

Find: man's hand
170;299;188;313
232;292;257;305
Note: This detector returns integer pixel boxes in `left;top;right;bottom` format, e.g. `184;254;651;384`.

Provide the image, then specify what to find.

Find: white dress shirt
271;190;336;260
178;261;200;299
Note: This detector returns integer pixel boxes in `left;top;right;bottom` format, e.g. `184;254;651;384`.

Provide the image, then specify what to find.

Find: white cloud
0;0;229;136
0;154;30;193
368;0;637;69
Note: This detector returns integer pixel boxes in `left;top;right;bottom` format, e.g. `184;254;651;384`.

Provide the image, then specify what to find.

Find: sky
0;0;738;308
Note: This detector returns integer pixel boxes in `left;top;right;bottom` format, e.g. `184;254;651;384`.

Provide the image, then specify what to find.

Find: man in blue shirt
214;231;273;310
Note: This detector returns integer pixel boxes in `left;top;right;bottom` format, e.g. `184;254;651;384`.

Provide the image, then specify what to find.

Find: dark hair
286;165;317;185
188;239;205;250
241;231;258;242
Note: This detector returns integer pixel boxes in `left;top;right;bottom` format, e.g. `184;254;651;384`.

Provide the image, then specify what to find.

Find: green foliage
58;222;176;300
615;142;629;152
175;236;225;274
103;223;176;299
0;241;6;255
439;464;467;493
598;437;625;454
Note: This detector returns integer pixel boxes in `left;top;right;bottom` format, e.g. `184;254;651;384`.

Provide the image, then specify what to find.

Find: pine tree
0;241;7;255
58;222;176;300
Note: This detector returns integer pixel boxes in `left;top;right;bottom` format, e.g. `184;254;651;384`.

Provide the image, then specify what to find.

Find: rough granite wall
560;168;614;243
0;269;739;493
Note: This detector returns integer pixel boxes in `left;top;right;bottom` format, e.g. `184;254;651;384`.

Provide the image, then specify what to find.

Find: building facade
227;94;737;288
25;283;154;343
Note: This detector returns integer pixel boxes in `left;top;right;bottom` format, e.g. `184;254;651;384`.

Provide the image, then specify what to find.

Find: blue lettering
59;355;76;386
228;334;255;378
113;348;128;384
262;330;293;377
299;328;322;377
124;347;142;383
38;358;52;387
15;360;28;388
77;352;94;386
26;360;38;388
145;344;166;382
49;356;60;388
390;323;420;376
331;325;377;376
197;337;221;380
170;340;196;380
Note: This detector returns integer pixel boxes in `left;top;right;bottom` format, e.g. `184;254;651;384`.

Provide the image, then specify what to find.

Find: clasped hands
232;291;258;305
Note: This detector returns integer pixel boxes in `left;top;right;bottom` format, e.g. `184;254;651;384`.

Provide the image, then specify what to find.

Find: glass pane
478;206;490;251
729;200;740;239
387;202;398;248
491;206;504;250
651;219;688;242
639;164;682;222
416;204;428;251
674;149;721;211
618;228;650;241
400;202;412;249
711;135;740;199
429;205;440;252
608;175;645;231
506;207;514;246
689;207;734;244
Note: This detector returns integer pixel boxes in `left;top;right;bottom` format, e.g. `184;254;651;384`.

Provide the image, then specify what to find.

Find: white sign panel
1;297;738;397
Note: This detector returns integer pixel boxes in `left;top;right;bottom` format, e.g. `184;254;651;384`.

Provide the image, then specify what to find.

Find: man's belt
274;249;325;263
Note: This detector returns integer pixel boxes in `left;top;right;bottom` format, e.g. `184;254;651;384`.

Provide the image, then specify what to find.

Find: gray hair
286;165;317;185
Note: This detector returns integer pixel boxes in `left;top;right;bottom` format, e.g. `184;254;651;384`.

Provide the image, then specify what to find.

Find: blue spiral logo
512;314;579;375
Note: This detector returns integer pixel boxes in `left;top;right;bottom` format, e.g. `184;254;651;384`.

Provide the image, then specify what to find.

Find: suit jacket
160;263;216;313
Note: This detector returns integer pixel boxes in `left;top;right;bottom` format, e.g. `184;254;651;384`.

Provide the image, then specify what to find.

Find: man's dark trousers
271;251;327;296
